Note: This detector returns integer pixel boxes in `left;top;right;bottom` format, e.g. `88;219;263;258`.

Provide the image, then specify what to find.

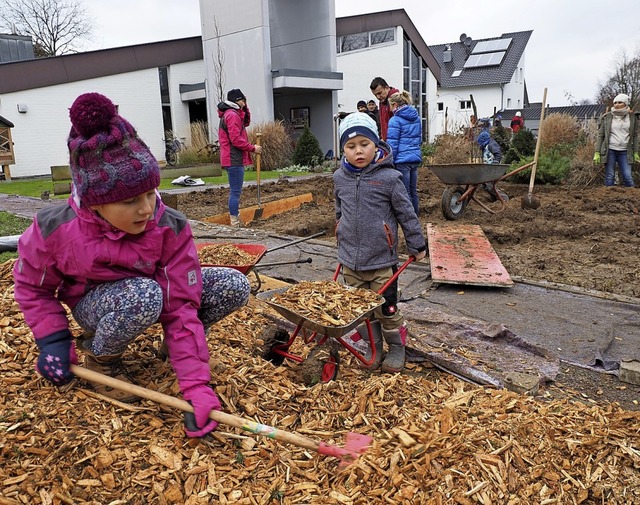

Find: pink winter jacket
217;101;255;167
13;195;211;393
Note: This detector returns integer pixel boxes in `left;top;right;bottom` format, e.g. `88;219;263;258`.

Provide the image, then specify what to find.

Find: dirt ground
168;170;640;411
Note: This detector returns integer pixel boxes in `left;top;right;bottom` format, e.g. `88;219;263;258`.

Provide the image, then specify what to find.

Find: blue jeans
604;149;634;187
226;165;245;215
395;163;420;215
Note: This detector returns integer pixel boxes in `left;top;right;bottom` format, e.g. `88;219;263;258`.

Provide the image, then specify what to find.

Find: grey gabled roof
430;30;532;88
0;33;35;63
496;104;605;121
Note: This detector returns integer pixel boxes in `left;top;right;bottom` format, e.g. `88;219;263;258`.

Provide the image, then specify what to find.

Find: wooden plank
427;223;513;287
160;165;222;179
201;193;314;225
50;165;71;181
53;181;72;195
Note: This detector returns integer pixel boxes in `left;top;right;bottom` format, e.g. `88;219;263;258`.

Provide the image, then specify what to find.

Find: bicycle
164;137;184;166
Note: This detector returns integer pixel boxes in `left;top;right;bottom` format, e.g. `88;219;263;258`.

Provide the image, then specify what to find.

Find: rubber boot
381;325;407;373
229;214;242;227
83;349;139;403
357;321;384;370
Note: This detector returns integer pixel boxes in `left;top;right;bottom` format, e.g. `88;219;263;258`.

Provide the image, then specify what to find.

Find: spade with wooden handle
521;87;547;209
254;132;263;219
71;364;371;467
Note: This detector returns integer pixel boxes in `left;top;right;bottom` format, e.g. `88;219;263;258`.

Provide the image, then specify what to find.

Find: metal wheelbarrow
428;162;534;220
256;257;415;385
197;231;323;293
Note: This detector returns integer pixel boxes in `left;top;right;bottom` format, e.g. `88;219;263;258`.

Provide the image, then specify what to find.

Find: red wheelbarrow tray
256;286;385;339
196;242;267;274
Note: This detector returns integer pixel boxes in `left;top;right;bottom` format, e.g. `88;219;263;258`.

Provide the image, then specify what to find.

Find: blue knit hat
339;112;379;147
477;131;491;148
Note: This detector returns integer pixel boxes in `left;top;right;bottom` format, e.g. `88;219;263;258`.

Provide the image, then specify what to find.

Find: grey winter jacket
595;110;640;164
333;142;426;272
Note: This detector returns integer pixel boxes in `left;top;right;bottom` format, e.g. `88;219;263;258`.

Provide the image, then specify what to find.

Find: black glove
35;330;78;385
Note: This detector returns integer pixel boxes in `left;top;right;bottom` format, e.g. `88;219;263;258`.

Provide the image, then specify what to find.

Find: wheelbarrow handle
254;258;312;268
266;231;326;253
332;256;415;294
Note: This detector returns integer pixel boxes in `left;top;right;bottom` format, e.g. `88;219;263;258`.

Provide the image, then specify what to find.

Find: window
337;32;368;53
437;102;444;112
459;100;472;110
451;69;462;77
370;29;394;46
337;28;395;54
507;98;512;108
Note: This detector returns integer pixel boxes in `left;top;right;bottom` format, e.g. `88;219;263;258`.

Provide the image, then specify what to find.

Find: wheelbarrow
428;162;535;220
256;257;415;385
196;231;324;293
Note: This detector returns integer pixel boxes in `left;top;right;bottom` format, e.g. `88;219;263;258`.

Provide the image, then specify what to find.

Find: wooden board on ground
427;222;513;287
201;193;313;225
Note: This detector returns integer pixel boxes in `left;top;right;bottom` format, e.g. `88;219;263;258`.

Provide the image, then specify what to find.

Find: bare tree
595;48;640;110
0;0;93;57
210;17;226;104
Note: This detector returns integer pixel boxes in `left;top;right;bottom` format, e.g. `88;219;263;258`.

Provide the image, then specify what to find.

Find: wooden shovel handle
529;87;547;193
255;132;262;185
71;364;325;453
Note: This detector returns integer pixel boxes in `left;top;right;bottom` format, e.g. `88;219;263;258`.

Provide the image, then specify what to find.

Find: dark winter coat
217;101;255;167
333;142;426;272
387;105;422;165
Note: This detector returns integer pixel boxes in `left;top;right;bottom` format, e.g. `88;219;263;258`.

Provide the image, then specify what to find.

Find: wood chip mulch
1;259;639;504
197;244;259;267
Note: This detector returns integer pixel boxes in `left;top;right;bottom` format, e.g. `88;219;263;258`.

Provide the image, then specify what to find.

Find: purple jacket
13;195;210;393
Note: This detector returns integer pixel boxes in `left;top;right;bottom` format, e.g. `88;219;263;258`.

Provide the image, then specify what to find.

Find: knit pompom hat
68;93;160;206
613;93;630;106
339;112;379;147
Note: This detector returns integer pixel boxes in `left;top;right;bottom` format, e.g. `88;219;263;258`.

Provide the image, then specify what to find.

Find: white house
428;31;533;138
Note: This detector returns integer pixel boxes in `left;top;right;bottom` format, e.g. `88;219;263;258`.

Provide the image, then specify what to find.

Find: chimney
443;45;452;63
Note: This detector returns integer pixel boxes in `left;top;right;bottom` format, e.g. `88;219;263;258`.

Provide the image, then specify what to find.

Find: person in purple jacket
13;92;250;439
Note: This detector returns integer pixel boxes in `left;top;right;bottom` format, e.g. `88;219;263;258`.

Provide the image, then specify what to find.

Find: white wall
167;59;206;144
0;70;165;178
336;36;404;115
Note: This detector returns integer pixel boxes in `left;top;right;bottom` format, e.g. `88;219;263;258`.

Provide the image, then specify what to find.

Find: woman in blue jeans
217;88;262;226
387;90;422;215
594;93;639;188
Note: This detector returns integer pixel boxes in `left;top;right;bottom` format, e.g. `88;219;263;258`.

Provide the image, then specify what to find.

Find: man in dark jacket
369;77;399;141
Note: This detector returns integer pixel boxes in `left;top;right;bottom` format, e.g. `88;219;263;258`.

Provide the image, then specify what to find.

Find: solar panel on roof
472;38;512;54
463;51;506;68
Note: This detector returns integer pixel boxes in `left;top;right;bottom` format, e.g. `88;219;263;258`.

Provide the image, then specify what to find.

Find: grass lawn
0;168;312;199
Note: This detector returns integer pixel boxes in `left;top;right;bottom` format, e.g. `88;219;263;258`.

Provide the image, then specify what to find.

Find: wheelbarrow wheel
441;186;469;220
300;342;340;386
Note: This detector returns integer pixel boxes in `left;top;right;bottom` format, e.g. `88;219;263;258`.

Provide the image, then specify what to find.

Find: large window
337;28;395;54
402;37;429;140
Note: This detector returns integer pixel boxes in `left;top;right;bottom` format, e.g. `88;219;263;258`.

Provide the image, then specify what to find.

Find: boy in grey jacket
333;112;427;373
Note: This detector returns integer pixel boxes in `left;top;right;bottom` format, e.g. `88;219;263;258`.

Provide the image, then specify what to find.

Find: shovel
521;87;547;210
71;365;371;467
254;132;263;219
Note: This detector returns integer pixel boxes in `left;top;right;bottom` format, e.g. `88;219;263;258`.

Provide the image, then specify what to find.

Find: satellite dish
464;37;472;47
459;33;467;42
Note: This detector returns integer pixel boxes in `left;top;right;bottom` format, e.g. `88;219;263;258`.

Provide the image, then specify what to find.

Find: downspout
500;84;505;110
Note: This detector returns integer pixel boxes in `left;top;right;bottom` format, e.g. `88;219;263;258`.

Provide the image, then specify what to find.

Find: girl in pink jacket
13;93;250;438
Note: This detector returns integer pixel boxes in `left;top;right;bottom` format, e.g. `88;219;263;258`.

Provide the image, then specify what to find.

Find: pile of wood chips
1;259;639;504
197;244;259;267
269;281;383;327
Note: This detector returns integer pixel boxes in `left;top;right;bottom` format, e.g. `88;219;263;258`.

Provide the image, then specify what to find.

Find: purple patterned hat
68;92;160;206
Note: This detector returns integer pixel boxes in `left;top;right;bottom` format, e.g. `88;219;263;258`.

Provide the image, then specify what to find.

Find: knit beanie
613;93;630;106
357;100;367;108
227;89;246;102
477;131;491;147
339;112;379;147
68;93;160;206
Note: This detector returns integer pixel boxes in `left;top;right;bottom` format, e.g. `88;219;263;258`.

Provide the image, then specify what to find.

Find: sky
83;0;639;107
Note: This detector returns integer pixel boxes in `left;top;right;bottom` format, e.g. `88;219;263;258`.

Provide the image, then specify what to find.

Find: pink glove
182;385;221;438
